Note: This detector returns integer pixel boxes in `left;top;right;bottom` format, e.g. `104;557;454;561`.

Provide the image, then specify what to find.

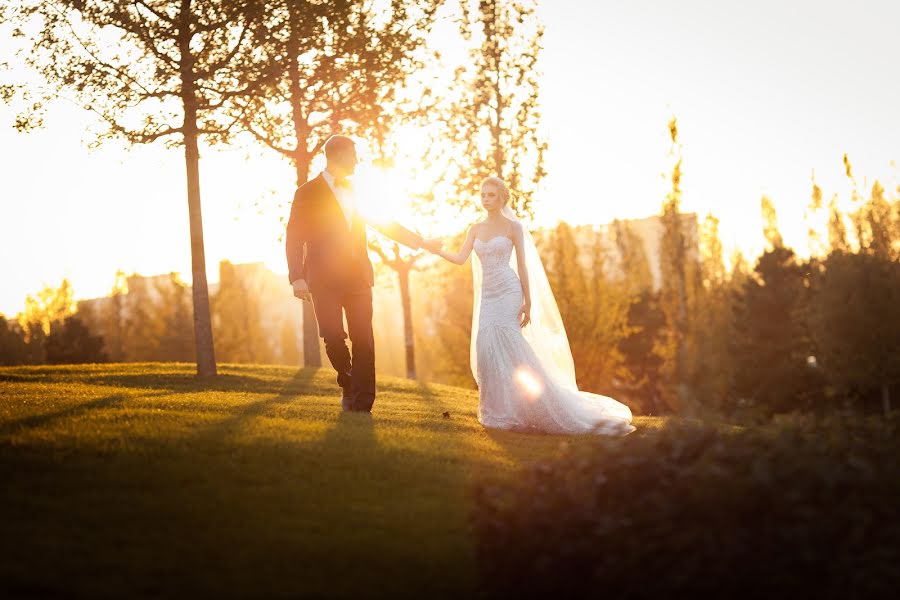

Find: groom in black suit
286;135;438;413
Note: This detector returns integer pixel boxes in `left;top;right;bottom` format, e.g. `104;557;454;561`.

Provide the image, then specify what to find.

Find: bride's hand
518;303;531;328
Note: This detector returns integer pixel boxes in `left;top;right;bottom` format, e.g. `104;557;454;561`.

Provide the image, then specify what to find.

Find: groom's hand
292;279;311;302
421;238;443;253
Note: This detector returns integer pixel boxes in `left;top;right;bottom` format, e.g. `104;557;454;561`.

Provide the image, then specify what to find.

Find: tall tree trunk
883;383;891;416
397;265;416;379
111;292;123;361
179;0;216;377
182;128;216;376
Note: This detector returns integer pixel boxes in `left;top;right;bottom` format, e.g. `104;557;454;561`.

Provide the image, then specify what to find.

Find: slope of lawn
0;363;662;599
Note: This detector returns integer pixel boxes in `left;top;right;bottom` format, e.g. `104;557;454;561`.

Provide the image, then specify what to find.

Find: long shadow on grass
194;368;320;438
180;377;474;596
306;408;475;596
0;373;479;598
0;364;333;396
84;369;329;395
0;390;174;437
414;381;451;420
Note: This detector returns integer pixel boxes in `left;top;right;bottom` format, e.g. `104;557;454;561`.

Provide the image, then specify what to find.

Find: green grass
0;363;662;598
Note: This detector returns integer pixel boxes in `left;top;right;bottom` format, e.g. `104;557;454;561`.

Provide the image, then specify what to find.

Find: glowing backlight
514;366;545;401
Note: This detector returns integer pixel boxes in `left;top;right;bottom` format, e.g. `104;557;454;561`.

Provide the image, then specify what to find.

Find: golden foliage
17;279;76;340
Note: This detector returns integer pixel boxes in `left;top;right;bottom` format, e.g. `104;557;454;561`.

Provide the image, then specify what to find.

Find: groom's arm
371;221;425;250
285;188;309;287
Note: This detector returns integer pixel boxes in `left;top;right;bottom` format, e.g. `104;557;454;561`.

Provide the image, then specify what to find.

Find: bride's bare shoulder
497;213;520;228
506;218;524;236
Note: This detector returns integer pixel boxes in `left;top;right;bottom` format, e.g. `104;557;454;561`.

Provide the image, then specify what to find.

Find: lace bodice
473;235;520;333
474;236;514;273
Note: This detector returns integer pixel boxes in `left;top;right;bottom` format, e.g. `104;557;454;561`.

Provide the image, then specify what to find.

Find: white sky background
1;0;899;316
536;0;900;247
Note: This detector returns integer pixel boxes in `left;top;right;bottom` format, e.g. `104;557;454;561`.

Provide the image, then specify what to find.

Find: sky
1;0;899;317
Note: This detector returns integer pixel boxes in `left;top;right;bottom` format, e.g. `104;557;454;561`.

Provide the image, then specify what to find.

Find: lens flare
353;165;406;226
514;366;544;401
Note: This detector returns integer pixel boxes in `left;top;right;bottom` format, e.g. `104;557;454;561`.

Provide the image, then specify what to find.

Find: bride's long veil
470;206;579;390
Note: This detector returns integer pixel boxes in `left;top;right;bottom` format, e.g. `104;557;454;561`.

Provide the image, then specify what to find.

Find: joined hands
421;238;444;254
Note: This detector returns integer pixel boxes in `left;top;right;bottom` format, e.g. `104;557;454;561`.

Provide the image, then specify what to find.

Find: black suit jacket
285;173;424;291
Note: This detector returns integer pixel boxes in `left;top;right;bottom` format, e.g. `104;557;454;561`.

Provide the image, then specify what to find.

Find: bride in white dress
435;177;636;435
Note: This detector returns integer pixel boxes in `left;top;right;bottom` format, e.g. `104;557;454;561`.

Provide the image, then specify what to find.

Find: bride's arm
512;222;532;327
435;225;477;265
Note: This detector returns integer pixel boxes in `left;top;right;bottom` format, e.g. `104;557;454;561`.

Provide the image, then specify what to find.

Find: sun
353;164;414;227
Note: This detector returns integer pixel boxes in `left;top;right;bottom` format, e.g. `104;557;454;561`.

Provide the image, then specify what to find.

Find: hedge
472;417;900;599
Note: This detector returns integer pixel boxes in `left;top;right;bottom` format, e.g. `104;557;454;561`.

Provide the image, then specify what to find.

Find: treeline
4;154;897;419
0;280;106;365
0;262;304;368
4;174;897;420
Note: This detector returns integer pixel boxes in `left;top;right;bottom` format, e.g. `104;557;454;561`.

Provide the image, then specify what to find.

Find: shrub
45;316;107;364
472;417;900;599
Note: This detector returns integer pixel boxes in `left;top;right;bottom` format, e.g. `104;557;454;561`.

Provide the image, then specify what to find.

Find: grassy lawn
0;363;661;598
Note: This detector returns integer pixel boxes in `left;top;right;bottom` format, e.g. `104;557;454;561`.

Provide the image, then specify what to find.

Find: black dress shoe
341;388;354;412
354;395;375;414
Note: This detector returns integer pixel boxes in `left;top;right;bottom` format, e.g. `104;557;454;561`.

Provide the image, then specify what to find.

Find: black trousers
311;284;376;411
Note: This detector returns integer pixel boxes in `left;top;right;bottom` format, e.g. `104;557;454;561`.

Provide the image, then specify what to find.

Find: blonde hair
481;176;510;205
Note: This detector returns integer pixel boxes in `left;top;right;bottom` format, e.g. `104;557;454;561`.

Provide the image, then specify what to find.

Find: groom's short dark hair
324;135;355;159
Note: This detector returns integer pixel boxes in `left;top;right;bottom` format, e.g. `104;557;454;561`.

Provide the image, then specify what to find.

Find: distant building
75;265;306;365
534;213;700;291
209;261;303;364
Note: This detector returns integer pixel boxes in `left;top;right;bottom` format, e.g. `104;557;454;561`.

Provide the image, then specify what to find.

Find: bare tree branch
195;23;248;78
133;0;176;25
